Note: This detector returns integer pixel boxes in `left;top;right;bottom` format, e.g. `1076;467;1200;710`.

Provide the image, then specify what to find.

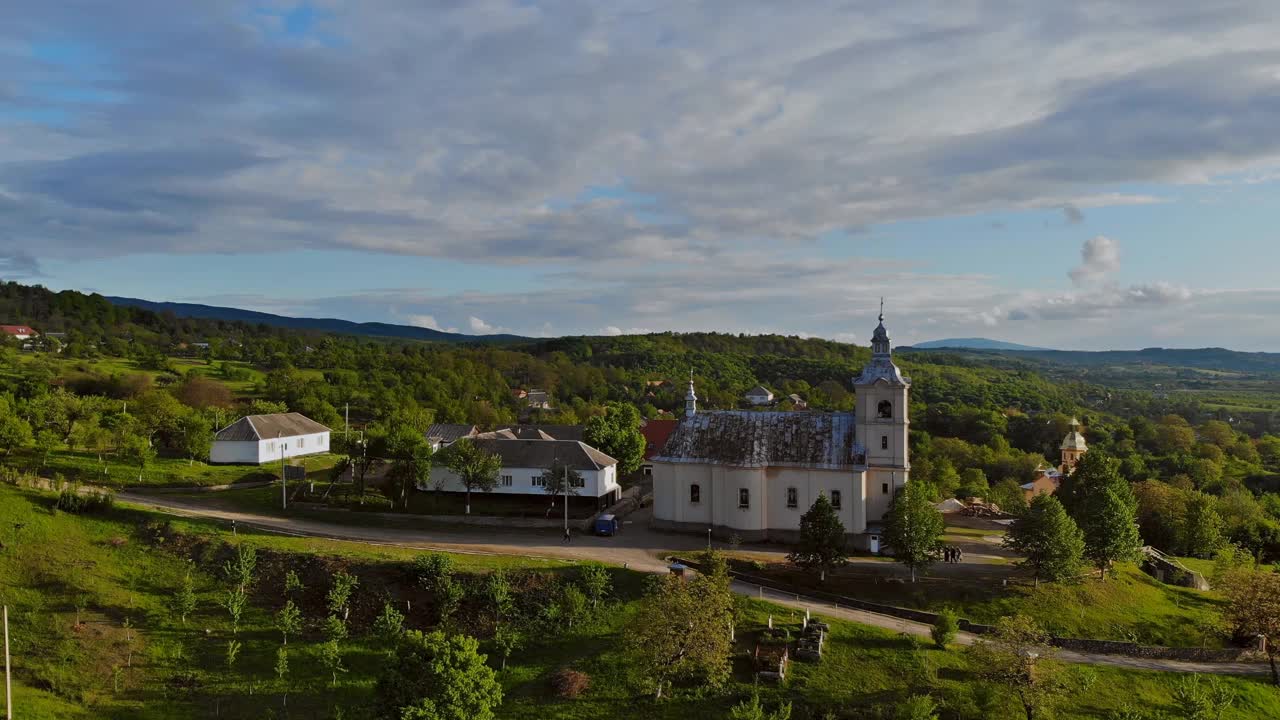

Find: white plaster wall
210;440;259;464
255;432;330;463
429;465;616;498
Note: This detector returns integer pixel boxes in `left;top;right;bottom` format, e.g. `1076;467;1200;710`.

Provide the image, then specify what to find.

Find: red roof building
0;325;35;340
640;419;678;461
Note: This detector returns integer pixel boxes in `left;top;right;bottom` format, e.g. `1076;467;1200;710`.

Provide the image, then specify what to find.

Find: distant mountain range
909;337;1052;351
105;297;527;344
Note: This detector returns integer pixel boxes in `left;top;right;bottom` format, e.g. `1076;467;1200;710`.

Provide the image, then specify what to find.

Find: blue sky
4;1;1280;350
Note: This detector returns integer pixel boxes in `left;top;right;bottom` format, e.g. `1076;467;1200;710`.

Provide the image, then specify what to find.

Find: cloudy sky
4;1;1280;350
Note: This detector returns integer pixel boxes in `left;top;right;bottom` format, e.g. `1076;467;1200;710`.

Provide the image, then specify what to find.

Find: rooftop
655;410;863;470
468;438;617;471
214;413;330;442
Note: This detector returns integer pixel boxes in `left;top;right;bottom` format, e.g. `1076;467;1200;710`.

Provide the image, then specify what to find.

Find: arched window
877;400;893;419
690;484;701;504
786;487;798;508
881;435;889;450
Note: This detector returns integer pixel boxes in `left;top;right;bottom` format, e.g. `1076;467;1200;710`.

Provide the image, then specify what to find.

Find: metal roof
654;410;864;470
214;413;330;442
466;438;617;471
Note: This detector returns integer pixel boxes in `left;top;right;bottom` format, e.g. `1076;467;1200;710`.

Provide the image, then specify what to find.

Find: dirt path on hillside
118;492;1270;677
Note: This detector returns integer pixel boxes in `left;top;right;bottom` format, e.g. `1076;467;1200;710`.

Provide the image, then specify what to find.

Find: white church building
651;312;910;551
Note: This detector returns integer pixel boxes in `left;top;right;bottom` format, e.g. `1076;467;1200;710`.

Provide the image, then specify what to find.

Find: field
4;482;1280;720
3;447;342;489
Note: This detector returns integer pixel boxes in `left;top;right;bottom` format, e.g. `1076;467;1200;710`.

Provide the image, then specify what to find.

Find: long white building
651;312;909;552
210;412;332;464
425;433;622;505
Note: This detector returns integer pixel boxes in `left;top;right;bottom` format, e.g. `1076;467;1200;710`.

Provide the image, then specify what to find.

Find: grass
4;448;341;488
4;481;1277;720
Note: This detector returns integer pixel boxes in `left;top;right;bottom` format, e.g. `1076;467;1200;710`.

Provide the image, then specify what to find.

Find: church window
881;436;888;450
881;482;889;495
786;487;798;508
690;484;700;503
831;490;842;509
877;400;893;419
738;488;750;508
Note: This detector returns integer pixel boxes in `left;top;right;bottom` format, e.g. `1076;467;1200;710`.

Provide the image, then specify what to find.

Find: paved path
119;492;1270;677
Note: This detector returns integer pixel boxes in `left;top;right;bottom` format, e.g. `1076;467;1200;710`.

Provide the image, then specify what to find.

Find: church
651;311;910;552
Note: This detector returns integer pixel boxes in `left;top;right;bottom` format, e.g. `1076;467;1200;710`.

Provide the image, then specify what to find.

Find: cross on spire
879;297;884;323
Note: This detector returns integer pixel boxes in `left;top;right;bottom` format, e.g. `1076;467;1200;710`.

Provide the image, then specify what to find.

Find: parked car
593;513;620;536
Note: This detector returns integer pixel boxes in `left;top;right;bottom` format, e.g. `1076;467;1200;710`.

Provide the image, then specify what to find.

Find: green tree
931;608;959;649
385;425;433;511
373;630;503;720
223;587;247;634
958;468;990;499
327;571;359;620
116;431;155;483
1171;673;1236;720
0;408;33;456
969;615;1067;720
1003;495;1085;585
373;601;406;646
275;646;290;710
440;439;502;515
584;403;646;475
492;623;523;671
172;571;197;626
577;563;611;610
786;493;847;582
1081;483;1143;580
883;481;945;582
276;600;302;645
225;638;242;674
1179;492;1225;559
625;562;734;699
896;695;940;720
988;478;1029;515
1220;568;1280;685
319;639;346;688
177;412;212;465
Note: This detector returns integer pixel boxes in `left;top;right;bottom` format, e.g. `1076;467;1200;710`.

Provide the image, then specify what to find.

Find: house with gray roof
652;310;910;552
427;437;621;504
744;385;775;405
210;412;331;464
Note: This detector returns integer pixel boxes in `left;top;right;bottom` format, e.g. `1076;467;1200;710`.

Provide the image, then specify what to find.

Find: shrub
55;487;114;514
749;560;768;572
549;668;591;699
931;608;959;649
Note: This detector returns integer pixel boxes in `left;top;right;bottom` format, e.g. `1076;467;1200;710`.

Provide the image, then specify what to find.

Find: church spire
871;299;892;357
685;369;698;417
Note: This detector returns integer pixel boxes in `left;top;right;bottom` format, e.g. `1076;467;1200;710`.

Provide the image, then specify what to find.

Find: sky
4;2;1280;351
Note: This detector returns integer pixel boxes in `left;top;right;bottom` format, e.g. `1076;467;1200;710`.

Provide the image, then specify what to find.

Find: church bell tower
854;301;911;505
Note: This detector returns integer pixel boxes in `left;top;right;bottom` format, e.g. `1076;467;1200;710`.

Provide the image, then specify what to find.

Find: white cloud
1069;236;1122;286
601;326;623;336
406;314;441;330
468;316;498;333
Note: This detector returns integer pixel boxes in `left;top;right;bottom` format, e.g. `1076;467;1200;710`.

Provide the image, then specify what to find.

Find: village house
652;311;909;552
744;385;775;405
425;436;621;506
0;325;36;341
210;412;332;464
638;418;678;479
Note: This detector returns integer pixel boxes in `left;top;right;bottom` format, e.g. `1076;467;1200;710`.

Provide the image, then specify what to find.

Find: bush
749;560;768;572
549;668;591;699
931;608;959;649
55;487;114;514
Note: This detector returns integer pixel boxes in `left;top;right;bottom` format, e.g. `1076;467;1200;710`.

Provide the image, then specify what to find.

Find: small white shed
210;412;331;464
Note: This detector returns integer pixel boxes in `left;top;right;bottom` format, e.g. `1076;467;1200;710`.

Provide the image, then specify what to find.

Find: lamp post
707;527;712;550
279;432;287;511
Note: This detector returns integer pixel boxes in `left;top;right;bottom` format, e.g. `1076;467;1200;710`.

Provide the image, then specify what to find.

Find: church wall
864;468;904;523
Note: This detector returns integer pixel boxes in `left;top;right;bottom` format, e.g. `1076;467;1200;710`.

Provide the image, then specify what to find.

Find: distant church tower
854;302;911;505
685;370;698;417
1060;418;1087;473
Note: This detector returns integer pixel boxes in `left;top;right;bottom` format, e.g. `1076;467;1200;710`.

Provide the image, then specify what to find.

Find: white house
1;325;36;341
652;311;909;552
210;412;332;464
427;437;621;505
745;385;775;405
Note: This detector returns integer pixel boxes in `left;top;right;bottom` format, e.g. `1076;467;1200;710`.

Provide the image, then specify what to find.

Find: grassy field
3;447;342;488
3;483;1279;719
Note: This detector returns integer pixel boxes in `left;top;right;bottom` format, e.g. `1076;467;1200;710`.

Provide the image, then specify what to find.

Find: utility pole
279;432;287;511
344;403;349;443
4;604;11;720
563;463;569;537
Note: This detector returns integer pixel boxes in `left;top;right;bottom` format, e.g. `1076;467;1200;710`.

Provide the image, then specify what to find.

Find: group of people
941;545;965;563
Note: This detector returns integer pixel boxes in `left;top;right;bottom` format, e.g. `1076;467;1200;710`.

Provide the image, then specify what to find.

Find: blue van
593;514;620;536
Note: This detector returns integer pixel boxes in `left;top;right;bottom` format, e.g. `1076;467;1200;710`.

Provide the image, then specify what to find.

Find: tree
624;563;734;699
883;481;945;582
486;569;514;627
172;571;197;626
988;478;1029;515
542;460;584;501
327;571;359;620
1179;492;1225;558
728;692;793;720
131;390;186;445
225;638;242;674
373;601;406;646
1003;495;1085;585
492;623;523;671
0;410;33;456
319;639;346;688
787;493;847;582
274;646;290;710
36;429;60;466
222;544;258;591
441;439;502;515
385;425;432;511
1080;484;1143;579
373;630;503;720
968;615;1067;720
577;563;611;610
177;412;212;465
223;587;247;634
958;468;990;499
1220;568;1280;685
583;403;646;476
117;431;155;483
931;608;959;649
276;600;302;645
1171;673;1236;720
174;375;232;410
